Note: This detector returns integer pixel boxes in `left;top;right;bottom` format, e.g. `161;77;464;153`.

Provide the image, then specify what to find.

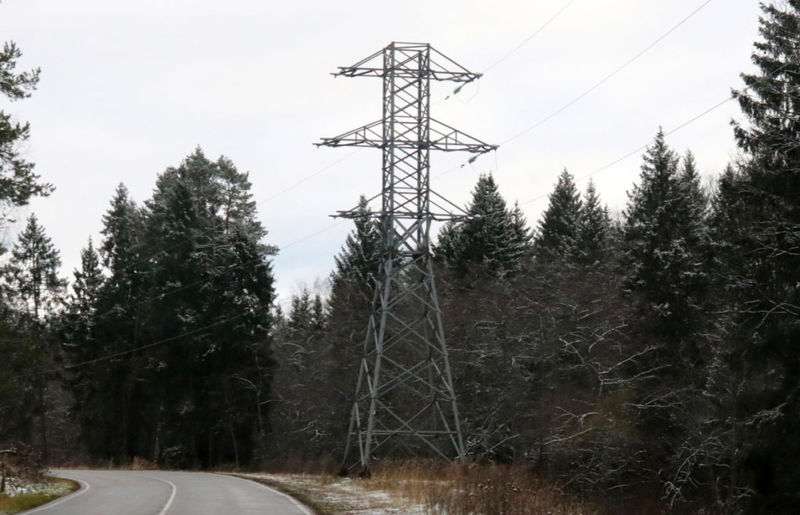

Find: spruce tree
61;239;106;457
576;180;611;264
69;239;103;319
534;169;582;261
713;2;800;508
4;214;64;462
63;238;104;358
100;184;145;284
7;214;65;321
437;173;531;276
90;183;145;462
623;129;707;340
509;202;533;266
331;195;381;293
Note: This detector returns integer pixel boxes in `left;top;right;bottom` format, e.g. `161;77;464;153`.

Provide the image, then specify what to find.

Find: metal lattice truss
318;42;495;475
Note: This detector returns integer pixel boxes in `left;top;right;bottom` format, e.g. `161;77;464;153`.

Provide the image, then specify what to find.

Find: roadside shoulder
0;476;80;514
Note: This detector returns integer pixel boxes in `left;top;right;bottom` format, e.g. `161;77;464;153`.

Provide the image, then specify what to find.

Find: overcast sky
1;0;763;307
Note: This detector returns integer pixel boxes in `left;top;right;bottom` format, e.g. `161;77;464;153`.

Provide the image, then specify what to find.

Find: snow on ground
239;473;427;514
1;476;72;498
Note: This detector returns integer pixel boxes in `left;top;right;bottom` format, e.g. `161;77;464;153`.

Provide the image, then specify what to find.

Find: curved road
25;470;311;515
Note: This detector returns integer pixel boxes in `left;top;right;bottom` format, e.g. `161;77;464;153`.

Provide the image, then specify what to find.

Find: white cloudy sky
1;0;763;307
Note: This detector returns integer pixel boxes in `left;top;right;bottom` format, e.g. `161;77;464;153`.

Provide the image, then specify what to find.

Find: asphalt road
25;470;312;515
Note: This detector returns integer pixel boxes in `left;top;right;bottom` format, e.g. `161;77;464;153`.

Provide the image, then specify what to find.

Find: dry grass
240;459;596;514
367;459;595;514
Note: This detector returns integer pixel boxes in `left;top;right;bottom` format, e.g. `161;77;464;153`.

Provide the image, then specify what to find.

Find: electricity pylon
318;42;495;475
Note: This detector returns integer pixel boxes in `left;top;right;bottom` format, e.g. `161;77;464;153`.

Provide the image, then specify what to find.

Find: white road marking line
151;477;177;515
25;478;90;513
233;475;314;515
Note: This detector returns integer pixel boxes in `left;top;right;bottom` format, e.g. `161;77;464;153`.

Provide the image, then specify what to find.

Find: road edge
224;473;318;515
21;477;86;514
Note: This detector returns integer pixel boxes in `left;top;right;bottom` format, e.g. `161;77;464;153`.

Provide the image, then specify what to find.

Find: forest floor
0;476;77;514
235;461;596;514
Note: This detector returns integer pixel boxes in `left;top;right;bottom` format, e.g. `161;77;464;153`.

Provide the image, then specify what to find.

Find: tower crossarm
333;208;467;222
316;120;383;148
333;42;482;83
317;118;497;153
429;119;497;153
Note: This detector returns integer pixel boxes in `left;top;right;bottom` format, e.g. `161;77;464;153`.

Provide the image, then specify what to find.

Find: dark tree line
1;148;278;470
61;151;276;468
271;3;800;511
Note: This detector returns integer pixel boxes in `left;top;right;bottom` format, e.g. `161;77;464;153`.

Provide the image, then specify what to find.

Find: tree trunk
228;420;240;469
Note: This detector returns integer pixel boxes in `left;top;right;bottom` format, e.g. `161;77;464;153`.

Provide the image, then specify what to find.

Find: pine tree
534;169;582;261
0;41;52;212
437;173;531;276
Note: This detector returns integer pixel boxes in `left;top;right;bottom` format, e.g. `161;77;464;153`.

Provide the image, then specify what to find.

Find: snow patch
241;473;427;514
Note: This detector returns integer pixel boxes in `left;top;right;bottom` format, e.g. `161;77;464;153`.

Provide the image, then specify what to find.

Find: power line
440;0;714;176
482;0;577;74
440;0;575;103
42;219;344;374
45;312;247;375
256;149;361;205
80;218;347;328
40;217;349;376
518;93;735;207
501;0;713;146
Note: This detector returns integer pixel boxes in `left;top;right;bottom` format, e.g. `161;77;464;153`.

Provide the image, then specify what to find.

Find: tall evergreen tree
69;239;103;319
269;287;331;459
576;179;611;264
90;183;146;462
6;214;65;320
4;214;64;462
437;173;531;276
100;184;145;286
140;148;276;468
331;195;381;294
62;238;104;363
534;169;582;261
623;129;708;340
61;239;106;458
712;2;800;508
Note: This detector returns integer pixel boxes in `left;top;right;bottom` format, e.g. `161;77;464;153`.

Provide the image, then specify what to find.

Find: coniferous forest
1;2;800;513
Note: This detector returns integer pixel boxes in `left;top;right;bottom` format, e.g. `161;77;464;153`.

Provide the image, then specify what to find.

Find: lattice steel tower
318;42;495;474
